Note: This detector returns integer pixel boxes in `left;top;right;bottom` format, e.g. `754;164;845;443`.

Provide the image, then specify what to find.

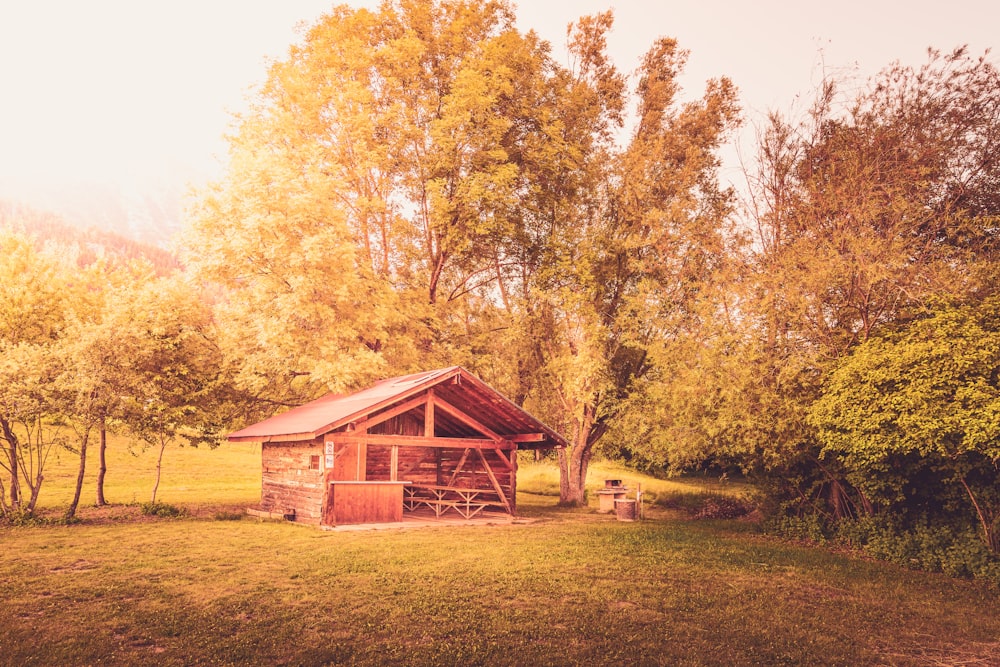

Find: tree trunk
7;439;18;510
959;475;999;554
558;418;595;507
95;421;107;506
150;435;167;504
3;419;20;510
65;427;91;520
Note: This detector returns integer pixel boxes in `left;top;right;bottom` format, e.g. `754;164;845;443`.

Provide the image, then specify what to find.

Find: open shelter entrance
228;367;566;527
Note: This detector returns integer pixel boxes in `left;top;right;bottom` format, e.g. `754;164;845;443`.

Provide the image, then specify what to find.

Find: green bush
838;517;1000;583
139;501;186;518
766;513;1000;585
1;509;51;527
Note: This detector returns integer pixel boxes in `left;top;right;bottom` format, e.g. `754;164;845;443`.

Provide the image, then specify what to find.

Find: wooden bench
404;484;507;519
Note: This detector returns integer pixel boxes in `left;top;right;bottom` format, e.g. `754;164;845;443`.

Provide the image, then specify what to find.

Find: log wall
260;440;324;524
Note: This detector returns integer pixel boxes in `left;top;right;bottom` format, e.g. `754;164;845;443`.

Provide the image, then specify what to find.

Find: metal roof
227;366;567;449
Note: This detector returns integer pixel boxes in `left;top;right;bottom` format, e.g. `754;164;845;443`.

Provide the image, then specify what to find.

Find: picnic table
403;483;507;519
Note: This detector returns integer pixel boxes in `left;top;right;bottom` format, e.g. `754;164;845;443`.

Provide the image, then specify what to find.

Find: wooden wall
325;483;405;525
260;440;324;524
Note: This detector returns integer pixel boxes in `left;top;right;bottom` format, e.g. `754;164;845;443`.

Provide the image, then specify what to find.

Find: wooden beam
359;394;429;432
356;423;367;481
476;448;511;513
448;449;472;487
390;445;399;482
327;434;514;449
425;388;435;437
510;449;518;515
432;396;504;442
508;433;546;443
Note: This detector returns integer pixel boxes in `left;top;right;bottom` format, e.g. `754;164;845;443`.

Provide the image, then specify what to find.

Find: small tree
0;232;72;518
115;276;223;503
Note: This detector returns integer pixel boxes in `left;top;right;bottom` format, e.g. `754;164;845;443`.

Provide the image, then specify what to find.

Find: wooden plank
390;445;398;482
327;434;512;449
476;448;511;513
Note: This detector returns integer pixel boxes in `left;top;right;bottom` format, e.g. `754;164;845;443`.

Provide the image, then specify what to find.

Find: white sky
0;0;996;205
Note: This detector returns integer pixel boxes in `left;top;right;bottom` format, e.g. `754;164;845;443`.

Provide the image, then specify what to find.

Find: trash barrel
614;498;637;521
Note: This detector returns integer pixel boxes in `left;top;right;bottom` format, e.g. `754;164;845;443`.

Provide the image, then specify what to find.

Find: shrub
139;501;186;518
835;517;1000;584
766;512;1000;585
213;510;244;521
1;509;50;527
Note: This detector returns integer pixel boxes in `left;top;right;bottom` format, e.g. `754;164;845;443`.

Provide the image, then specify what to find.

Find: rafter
432;395;504;442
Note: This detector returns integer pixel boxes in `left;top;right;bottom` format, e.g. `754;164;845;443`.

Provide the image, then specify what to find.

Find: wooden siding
260;441;324;524
325;482;407;525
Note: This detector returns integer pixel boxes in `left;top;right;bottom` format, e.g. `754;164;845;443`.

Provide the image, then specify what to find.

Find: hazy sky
0;0;996;204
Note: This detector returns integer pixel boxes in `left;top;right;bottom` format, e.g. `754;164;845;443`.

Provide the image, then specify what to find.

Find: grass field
2;440;999;666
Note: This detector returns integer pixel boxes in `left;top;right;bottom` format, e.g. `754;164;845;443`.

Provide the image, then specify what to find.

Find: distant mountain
0;200;181;276
0;175;192;248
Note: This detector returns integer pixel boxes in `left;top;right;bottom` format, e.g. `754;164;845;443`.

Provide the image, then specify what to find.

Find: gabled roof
227;366;567;449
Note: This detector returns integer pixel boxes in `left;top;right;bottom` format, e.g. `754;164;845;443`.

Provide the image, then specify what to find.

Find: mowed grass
2;443;999;666
31;431;262;511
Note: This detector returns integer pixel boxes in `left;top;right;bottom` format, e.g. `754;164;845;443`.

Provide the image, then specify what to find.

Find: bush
0;509;50;527
766;512;1000;585
213;510;244;521
139;501;186;518
838;517;1000;583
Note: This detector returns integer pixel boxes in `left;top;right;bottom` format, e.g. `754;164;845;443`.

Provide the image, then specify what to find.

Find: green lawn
32;432;263;511
2;442;998;666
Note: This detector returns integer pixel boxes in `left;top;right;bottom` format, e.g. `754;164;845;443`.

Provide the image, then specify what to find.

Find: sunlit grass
32;431;261;511
517;458;751;502
3;510;999;665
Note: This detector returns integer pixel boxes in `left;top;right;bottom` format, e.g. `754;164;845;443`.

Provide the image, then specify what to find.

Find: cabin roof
227;366;567;449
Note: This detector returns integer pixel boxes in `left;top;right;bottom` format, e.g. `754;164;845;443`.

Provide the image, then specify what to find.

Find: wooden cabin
228;366;567;526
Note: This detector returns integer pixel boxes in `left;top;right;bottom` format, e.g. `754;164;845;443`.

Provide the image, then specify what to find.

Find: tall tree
184;1;738;506
521;21;739;504
114;275;224;504
58;261;157;518
184;0;560;401
703;47;1000;518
